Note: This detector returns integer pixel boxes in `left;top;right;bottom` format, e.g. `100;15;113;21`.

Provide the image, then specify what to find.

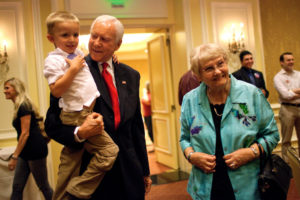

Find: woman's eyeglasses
202;59;226;74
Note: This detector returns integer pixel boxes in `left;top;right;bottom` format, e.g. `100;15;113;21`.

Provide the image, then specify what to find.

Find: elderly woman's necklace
213;106;223;117
207;91;225;117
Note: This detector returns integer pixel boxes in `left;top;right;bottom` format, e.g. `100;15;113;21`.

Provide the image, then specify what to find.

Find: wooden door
147;35;178;169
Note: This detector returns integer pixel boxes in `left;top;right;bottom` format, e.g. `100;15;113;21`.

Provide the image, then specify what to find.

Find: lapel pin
122;81;127;85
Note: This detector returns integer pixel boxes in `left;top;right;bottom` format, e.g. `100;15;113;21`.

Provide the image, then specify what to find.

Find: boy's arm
50;55;85;98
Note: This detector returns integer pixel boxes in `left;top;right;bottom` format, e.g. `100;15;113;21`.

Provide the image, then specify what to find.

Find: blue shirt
180;75;279;200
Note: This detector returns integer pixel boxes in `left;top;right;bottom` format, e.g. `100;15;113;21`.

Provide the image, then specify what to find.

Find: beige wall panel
0;2;27;142
211;2;255;72
171;0;190;172
120;59;149;101
260;0;300;104
64;0;168;19
53;0;175;28
184;0;264;74
153;117;171;153
189;0;204;46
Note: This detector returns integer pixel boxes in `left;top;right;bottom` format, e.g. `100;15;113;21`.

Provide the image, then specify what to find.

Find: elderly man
232;50;269;98
45;15;151;200
274;52;300;162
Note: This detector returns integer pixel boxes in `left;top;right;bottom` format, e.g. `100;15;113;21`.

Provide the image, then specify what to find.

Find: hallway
146;151;191;199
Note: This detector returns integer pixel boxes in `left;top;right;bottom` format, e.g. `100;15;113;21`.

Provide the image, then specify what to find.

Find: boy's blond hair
46;11;79;34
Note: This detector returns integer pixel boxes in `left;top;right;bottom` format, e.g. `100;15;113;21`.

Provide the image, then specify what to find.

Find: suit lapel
86;55;112;109
252;70;259;85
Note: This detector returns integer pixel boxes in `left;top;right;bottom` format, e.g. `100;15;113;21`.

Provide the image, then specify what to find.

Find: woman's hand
190;152;216;174
223;148;255;170
8;158;17;171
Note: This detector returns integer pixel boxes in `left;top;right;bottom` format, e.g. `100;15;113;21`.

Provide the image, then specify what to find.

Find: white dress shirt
44;48;100;112
274;69;300;104
98;58;116;87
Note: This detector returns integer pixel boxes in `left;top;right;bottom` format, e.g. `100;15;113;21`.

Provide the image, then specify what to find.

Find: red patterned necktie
102;62;120;129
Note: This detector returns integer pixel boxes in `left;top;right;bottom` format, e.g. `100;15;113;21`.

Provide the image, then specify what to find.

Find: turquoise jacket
180;75;279;200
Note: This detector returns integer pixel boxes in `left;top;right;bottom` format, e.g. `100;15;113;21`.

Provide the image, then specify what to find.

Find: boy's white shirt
44;48;100;112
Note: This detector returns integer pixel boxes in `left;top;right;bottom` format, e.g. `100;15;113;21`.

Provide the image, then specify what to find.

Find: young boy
44;11;119;200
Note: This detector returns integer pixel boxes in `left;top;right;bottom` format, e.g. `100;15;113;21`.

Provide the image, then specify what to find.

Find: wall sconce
0;40;9;84
222;23;245;54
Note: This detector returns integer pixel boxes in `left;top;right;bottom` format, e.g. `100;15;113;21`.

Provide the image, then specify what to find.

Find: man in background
141;81;153;143
274;52;300;162
232;50;269;98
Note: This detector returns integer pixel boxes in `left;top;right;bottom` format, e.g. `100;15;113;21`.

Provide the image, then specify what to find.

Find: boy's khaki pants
53;109;119;200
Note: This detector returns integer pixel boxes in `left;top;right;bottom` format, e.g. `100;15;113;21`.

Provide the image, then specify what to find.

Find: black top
13;103;48;160
210;104;236;200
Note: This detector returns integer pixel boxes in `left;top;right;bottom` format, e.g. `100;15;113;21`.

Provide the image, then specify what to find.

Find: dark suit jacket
45;55;150;200
232;66;269;98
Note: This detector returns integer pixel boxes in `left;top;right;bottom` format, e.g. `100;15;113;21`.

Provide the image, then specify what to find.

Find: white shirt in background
274;69;300;104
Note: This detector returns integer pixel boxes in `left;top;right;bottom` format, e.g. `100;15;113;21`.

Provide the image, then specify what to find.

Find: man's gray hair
90;15;124;43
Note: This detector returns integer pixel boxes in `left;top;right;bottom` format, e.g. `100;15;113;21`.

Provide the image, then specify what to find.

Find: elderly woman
180;44;279;200
4;78;53;200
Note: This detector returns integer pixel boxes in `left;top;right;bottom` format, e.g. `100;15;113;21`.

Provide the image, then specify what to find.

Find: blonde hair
90;15;124;43
46;11;79;34
4;78;39;119
190;43;228;78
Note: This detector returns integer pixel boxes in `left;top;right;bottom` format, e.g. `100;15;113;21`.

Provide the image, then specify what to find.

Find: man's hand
77;112;104;140
144;176;152;194
292;88;300;95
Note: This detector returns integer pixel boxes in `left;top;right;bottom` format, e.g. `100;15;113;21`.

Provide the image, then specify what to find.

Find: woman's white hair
190;43;228;78
90;15;124;43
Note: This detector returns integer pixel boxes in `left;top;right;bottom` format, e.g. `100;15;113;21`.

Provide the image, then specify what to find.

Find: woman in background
180;44;279;200
141;81;153;143
4;77;53;200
